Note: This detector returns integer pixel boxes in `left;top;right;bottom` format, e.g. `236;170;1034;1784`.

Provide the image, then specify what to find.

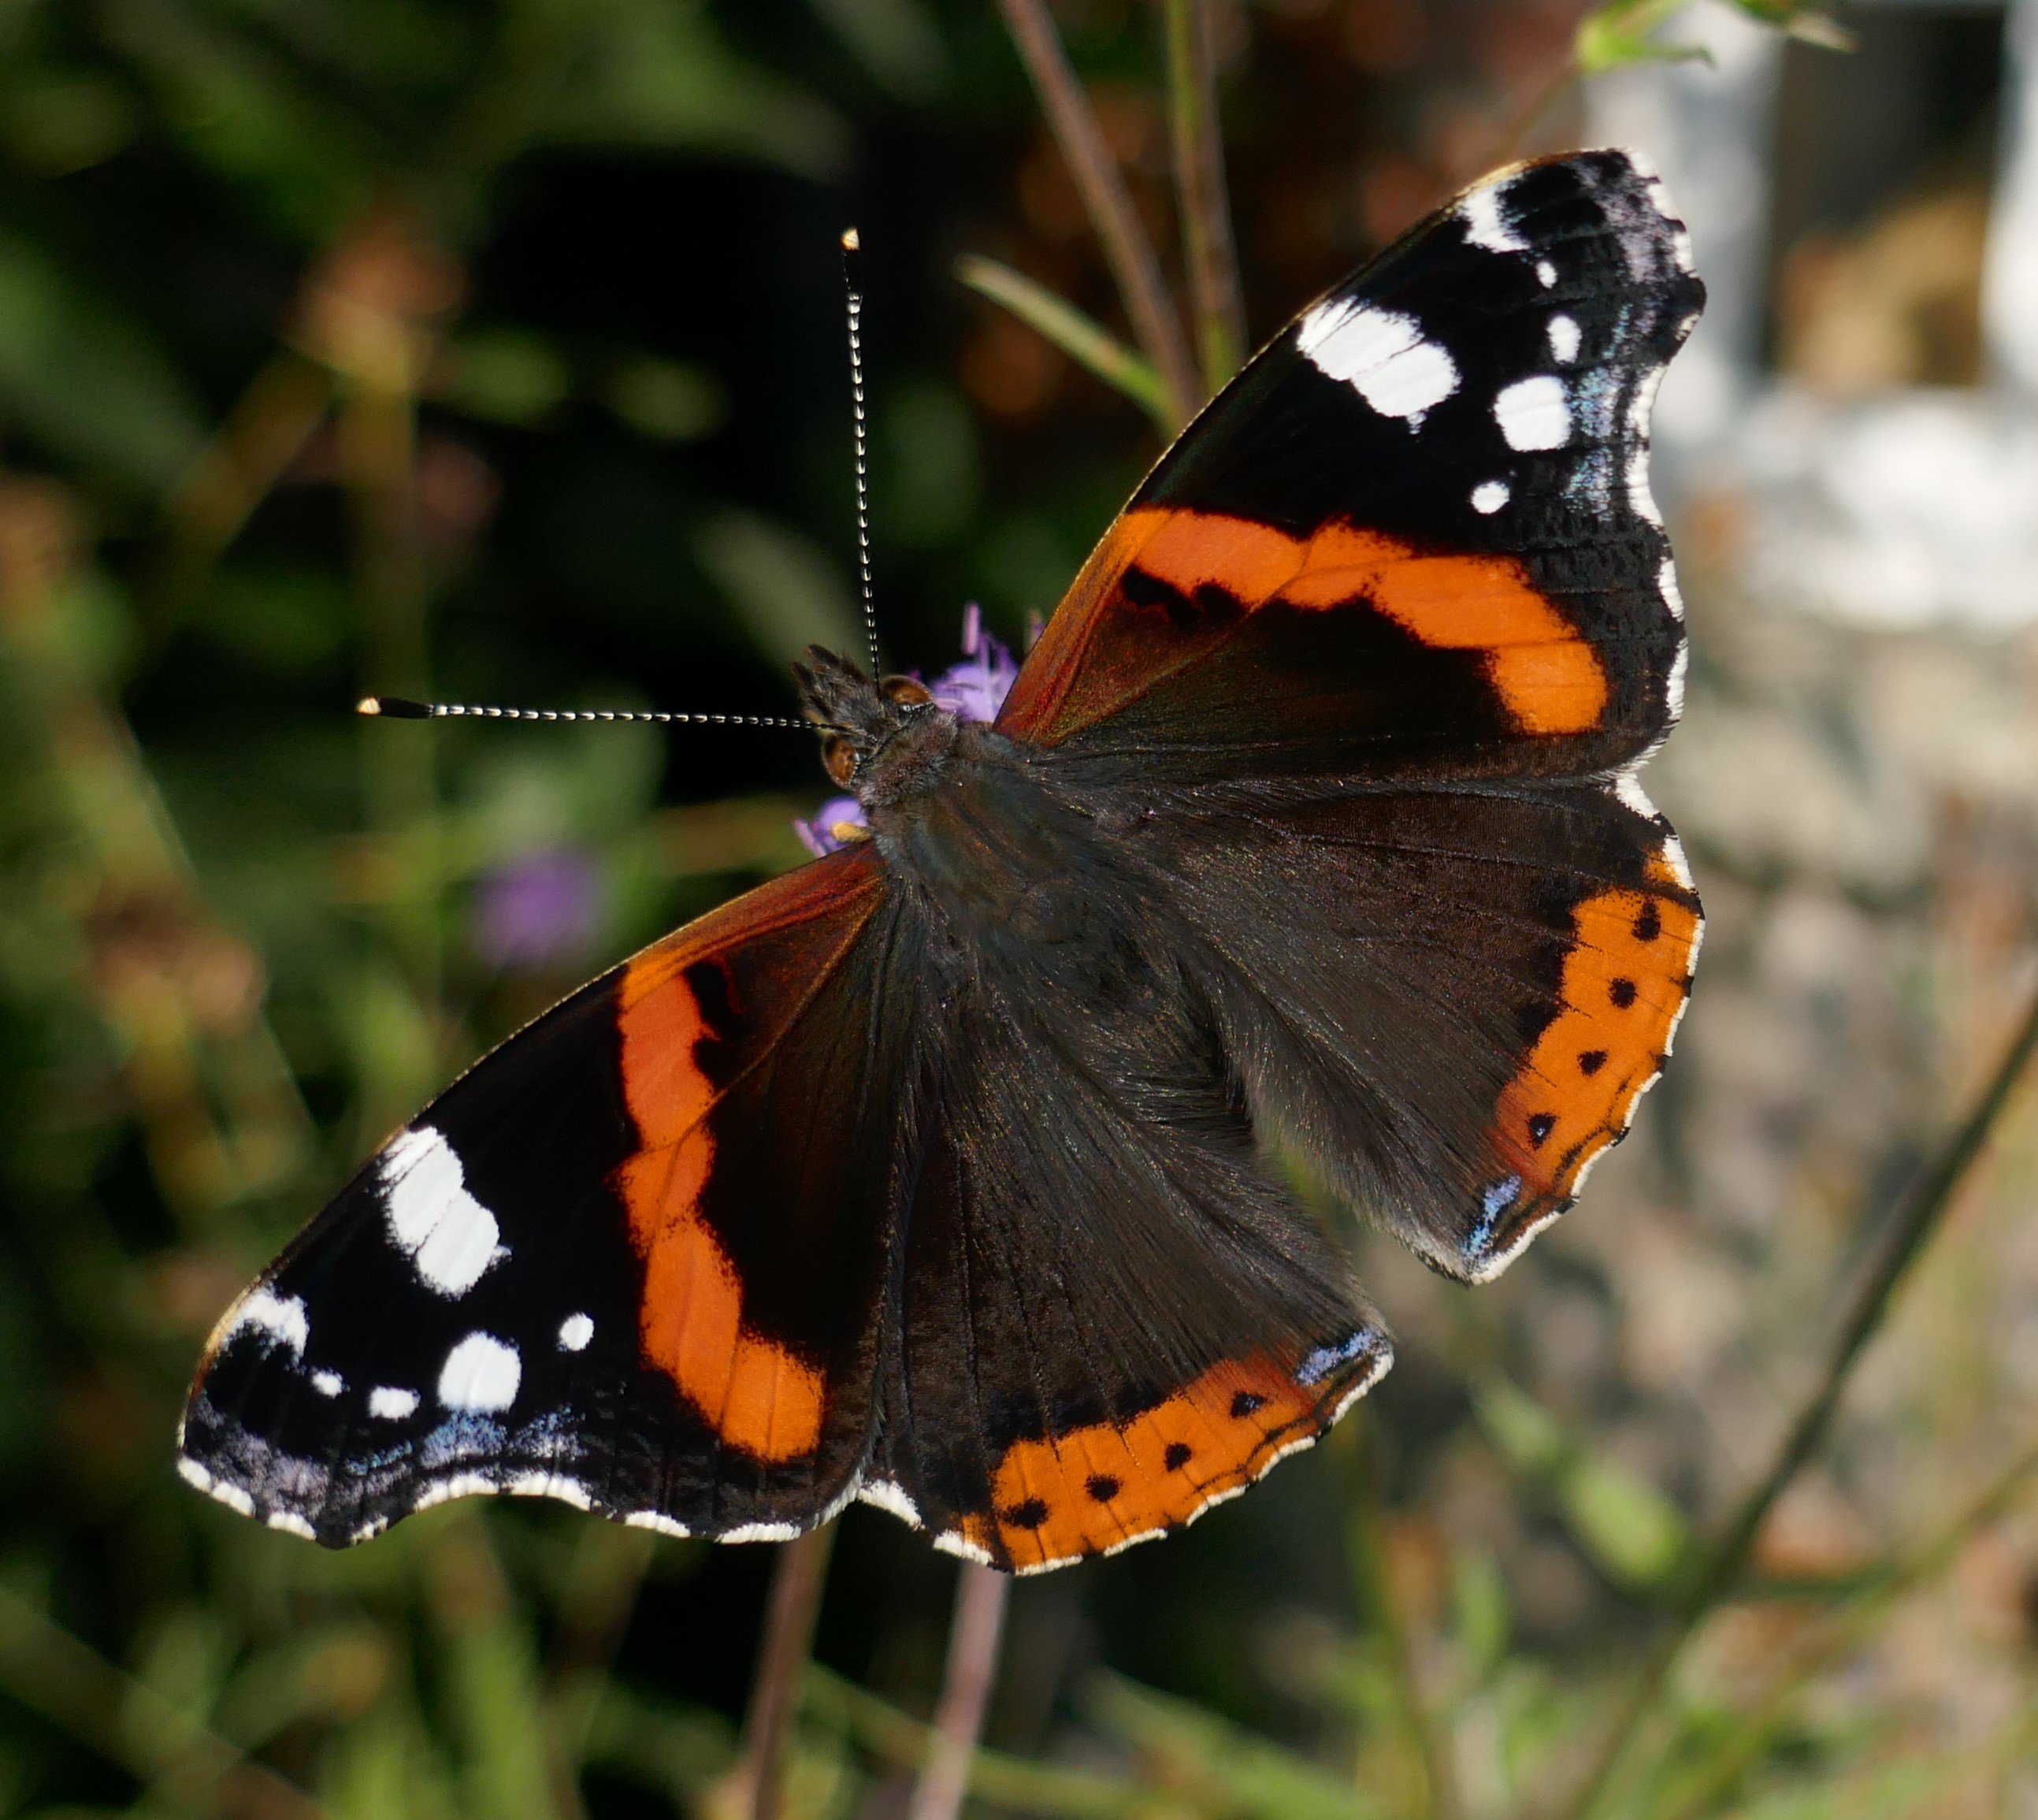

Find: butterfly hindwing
180;847;905;1545
997;149;1701;788
862;877;1387;1573
1135;780;1701;1280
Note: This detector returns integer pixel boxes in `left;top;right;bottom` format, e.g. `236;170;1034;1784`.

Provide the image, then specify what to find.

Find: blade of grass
993;0;1197;428
955;254;1174;430
0;1584;327;1819
1160;0;1243;392
805;1662;1144;1818
1645;1429;2038;1820
744;1521;837;1820
1344;1416;1457;1820
908;1562;1010;1820
1556;976;2038;1820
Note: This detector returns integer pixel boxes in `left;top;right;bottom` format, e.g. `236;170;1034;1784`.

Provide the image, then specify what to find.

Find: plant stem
994;0;1198;428
1348;1417;1457;1820
744;1521;838;1820
908;1562;1011;1820
1161;0;1244;392
805;1663;1145;1818
1653;1429;2038;1820
1557;976;2038;1820
955;254;1175;430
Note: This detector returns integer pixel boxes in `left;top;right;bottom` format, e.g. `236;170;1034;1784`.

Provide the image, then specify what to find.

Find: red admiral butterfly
180;149;1703;1574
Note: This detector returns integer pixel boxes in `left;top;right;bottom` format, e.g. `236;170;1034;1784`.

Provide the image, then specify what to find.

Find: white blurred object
1587;0;2038;630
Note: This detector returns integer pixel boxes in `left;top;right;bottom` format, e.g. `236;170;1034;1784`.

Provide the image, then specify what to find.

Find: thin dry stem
1162;0;1244;391
1348;1418;1459;1820
1556;975;2038;1820
744;1522;838;1820
908;1562;1012;1820
995;0;1198;426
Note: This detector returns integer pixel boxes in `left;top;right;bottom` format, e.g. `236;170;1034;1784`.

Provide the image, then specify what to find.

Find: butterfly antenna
358;696;841;733
841;227;881;678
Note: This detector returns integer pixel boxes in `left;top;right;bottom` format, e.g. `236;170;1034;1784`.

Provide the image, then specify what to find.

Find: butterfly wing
997;149;1698;789
997;148;1703;1277
859;883;1387;1574
180;846;912;1545
1135;783;1699;1279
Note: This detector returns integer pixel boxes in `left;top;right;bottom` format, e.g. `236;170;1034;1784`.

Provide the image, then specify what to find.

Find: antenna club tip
841;226;859;251
356;696;381;716
361;694;432;719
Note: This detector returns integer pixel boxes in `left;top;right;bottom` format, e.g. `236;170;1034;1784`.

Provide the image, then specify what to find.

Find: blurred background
1;0;2036;1816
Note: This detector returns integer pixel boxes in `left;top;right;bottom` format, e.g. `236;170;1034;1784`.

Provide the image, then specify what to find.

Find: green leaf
1087;1672;1381;1820
436;329;573;426
1576;0;1710;75
954;254;1177;433
100;0;370;241
1474;1376;1692;1592
0;232;206;492
804;0;948;100
603;354;725;442
536;0;850;180
696;511;862;669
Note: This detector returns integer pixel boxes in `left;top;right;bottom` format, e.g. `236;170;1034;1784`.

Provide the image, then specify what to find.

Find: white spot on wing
1296;1329;1378;1386
1625;364;1668;526
856;1479;924;1528
414;1473;497;1514
722;1522;801;1544
1494;376;1571;451
1667;643;1688;720
1657;830;1695;890
1613;769;1660;822
1471;479;1510;514
1459;180;1526;254
507;1472;593;1510
623;1510;693;1537
380;1125;508;1298
267;1511;317;1540
1624;148;1695;273
438;1333;521;1413
228;1288;310;1360
310;1369;343;1398
369;1385;420;1421
932;1528;996;1566
557;1313;593;1352
1296;302;1458;424
1535;258;1557;288
1658;555;1685;621
1547;314;1581;364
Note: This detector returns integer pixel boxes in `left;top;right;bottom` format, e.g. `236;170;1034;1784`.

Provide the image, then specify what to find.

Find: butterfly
180;149;1704;1574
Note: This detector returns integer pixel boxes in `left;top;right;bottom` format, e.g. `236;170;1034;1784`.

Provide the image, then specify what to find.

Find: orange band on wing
1003;507;1607;741
609;856;882;1463
967;1350;1369;1573
1494;882;1701;1206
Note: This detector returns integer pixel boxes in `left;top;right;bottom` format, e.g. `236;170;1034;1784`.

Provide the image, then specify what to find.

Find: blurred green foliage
0;2;2031;1818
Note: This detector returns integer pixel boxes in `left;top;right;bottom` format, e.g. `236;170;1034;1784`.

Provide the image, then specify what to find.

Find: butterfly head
792;645;949;793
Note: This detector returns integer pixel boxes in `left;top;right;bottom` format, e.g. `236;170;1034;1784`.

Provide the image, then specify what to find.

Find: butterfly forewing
998;150;1700;788
181;848;904;1545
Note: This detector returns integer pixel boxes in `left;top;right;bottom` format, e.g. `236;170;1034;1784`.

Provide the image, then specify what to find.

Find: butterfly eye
881;675;934;708
822;734;859;787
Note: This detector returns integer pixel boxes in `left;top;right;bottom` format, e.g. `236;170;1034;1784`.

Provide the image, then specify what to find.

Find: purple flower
928;602;1018;724
471;849;601;969
793;608;1019;856
794;796;868;858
